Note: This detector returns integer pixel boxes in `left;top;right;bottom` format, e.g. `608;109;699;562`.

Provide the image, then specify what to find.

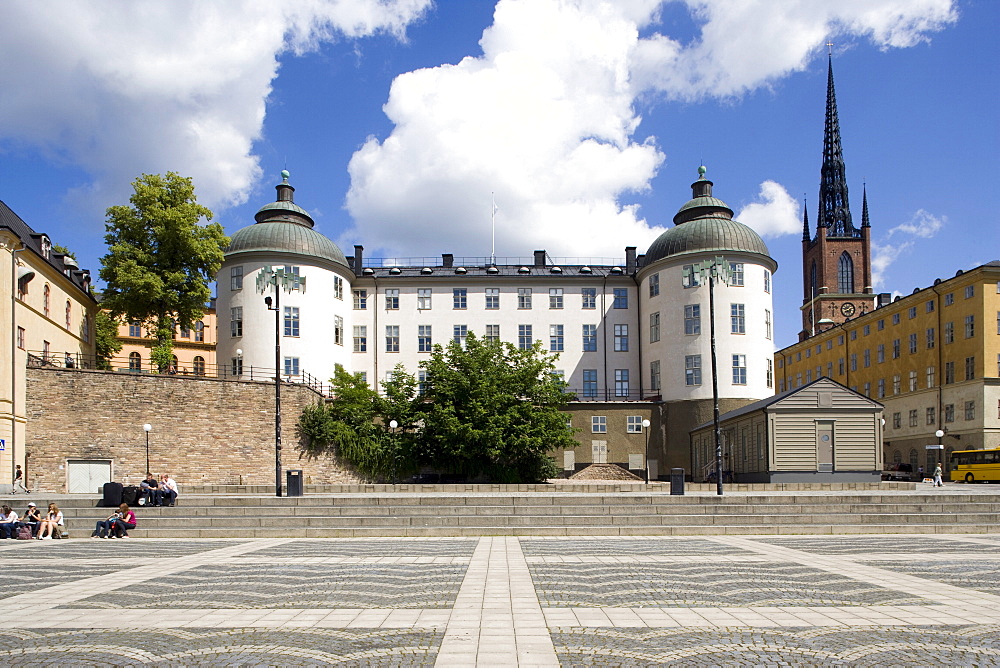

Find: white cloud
346;0;957;257
735;181;801;239
872;209;947;287
0;0;430;215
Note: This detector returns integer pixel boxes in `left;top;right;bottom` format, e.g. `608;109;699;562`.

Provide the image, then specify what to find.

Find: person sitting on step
22;502;42;538
37;503;64;539
0;505;19;539
159;473;178;507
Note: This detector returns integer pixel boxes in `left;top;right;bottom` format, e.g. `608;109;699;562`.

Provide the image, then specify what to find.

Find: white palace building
217;167;778;478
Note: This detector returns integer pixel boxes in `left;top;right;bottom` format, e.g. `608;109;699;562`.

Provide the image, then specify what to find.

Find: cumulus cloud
0;0;430;215
872;209;946;287
346;0;957;257
735;181;801;238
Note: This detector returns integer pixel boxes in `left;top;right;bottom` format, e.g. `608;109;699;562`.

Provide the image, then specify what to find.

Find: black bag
100;482;123;507
122;485;140;506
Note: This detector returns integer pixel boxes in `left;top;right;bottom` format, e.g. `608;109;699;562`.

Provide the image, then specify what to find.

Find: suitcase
122;485;140;506
100;482;123;507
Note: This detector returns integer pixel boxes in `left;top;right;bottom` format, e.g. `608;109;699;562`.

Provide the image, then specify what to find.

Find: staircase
18;483;1000;538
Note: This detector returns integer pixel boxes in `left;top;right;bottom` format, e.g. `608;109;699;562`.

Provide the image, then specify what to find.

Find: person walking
13;465;28;494
933;463;944;487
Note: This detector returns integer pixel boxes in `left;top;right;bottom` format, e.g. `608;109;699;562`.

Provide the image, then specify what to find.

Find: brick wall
25;367;360;491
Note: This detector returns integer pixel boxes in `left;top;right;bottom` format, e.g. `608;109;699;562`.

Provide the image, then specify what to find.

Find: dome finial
280;169;290;182
697;165;707;178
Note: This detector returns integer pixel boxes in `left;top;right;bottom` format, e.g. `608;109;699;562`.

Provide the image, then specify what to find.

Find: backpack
16;525;32;540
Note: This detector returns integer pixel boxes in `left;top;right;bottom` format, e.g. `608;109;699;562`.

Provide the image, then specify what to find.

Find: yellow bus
949;448;1000;483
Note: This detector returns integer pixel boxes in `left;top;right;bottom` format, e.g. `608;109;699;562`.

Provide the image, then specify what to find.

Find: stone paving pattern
2;535;1000;665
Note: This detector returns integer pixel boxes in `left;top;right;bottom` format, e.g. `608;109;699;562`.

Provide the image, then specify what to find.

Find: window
966;356;975;380
649;312;660;343
732;355;747;385
353;289;367;310
549;325;564;352
926;407;936;425
764;271;771;293
386;325;399;352
909;370;917;391
592;416;607;433
627;416;644;433
926;300;935;313
877;319;885;331
230;266;243;290
453;325;468;348
581;288;596;309
649;273;660;297
926;366;935;387
518;288;532;309
863;381;870;397
614;324;628;352
908;306;917;319
43;284;50;317
965;285;975;299
418;288;433;310
730;304;745;334
16;327;25;350
892;339;900;359
452;289;466;310
385;289;399;310
908;409;918;428
767;359;774;388
83;314;90;343
729;262;744;286
850;330;857;341
683;356;702;386
179;323;190;339
965;401;976;421
485;288;499;310
614;369;629;397
334;316;343;346
518;325;532;350
283;307;300;337
878;378;885;398
926;328;935;349
909;333;918;354
945;361;954;384
650;360;661;391
863;349;870;368
230;307;243;337
583;369;598;398
129;321;142;338
613;288;628;309
997;311;1000;335
682;265;701;288
892;412;901;429
582;324;597;351
945;404;955;423
353;326;367;352
892;313;900;325
684;304;701;335
863;324;871;336
65;300;71;328
284;357;300;377
944;292;954;306
283;265;301;289
549;288;563;309
944;322;954;343
965;315;975;338
334;276;343;300
838;357;845;375
826;362;833;378
806;369;813;383
129;351;142;371
418;370;427;396
765;309;772;340
485;324;499;342
837;252;854;293
850;353;857;371
192;356;205;375
877;344;885;364
893;374;900;395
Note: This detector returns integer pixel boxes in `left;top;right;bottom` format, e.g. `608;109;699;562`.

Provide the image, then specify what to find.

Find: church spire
818;54;856;237
861;183;870;228
802;199;810;241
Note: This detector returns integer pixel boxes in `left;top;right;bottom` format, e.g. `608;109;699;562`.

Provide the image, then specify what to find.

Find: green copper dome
225;173;349;268
645;169;771;264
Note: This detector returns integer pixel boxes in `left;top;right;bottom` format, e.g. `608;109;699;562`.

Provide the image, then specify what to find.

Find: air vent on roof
486;266;499;274
912;287;920;294
389;267;401;275
362;267;375;275
455;267;467;274
550;266;562;273
610;267;623;274
956;269;964;276
579;266;592;274
518;267;530;274
421;267;432;274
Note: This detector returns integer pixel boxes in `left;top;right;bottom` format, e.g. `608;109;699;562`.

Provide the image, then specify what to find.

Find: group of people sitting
0;502;64;539
139;473;178;507
92;503;137;539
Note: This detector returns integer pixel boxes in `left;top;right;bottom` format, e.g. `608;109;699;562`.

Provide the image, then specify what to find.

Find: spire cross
826;41;834;55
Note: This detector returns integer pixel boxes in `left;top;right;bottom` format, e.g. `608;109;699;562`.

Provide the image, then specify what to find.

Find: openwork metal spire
861;183;870;228
818;55;857;238
802;199;810;241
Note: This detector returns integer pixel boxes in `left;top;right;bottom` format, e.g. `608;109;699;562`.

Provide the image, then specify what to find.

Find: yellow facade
777;262;1000;472
112;309;217;375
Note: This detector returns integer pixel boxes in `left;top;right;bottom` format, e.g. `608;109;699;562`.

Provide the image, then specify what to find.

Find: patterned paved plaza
1;534;1000;666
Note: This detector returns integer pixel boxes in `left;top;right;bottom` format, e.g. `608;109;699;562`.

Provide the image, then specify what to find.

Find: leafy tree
99;172;228;370
52;244;76;261
93;310;123;370
417;333;572;483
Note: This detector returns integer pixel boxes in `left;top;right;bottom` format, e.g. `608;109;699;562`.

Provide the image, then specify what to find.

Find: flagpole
491;192;496;266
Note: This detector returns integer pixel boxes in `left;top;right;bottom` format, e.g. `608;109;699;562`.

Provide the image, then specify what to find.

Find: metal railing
362;256;626;268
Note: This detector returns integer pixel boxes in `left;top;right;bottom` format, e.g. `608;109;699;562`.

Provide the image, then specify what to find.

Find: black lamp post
694;255;732;496
642;418;651;484
143;423;152;476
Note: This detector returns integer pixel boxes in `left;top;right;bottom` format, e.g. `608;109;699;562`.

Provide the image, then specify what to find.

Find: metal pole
709;270;723;496
145;430;150;476
274;288;282;497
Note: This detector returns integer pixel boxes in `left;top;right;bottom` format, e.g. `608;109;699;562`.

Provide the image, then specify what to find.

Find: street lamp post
389;420;399;484
641;418;651;484
935;429;946;480
143;423;152;476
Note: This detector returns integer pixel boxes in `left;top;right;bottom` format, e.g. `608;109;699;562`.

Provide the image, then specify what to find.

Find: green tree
52;244;77;261
99;172;228;370
93;310;123;370
418;333;573;482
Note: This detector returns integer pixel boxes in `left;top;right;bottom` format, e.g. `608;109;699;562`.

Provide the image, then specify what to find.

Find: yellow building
1;200;98;488
776;261;1000;473
112;307;217;375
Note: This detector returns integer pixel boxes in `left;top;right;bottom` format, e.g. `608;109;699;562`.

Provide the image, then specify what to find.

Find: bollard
670;468;685;495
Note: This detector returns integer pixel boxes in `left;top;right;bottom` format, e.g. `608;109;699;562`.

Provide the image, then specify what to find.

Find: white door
67;459;112;493
591;440;608;464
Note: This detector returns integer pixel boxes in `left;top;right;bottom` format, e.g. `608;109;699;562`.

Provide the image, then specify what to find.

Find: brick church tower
800;55;874;341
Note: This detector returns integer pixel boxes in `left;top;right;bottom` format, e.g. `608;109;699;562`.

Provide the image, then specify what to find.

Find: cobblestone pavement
1;535;1000;666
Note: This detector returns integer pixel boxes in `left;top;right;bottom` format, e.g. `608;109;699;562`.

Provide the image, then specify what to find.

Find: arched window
193;356;205;376
908;449;919;467
65;300;72;328
128;351;142;371
892;450;902;464
43;284;50;317
838;252;854;294
170;355;179;373
195;321;205;342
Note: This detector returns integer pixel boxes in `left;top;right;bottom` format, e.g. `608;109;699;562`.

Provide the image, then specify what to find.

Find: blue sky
1;0;996;349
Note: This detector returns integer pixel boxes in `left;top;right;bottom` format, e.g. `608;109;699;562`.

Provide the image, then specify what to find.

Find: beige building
112;307;217;375
776;261;1000;474
1;200;97;489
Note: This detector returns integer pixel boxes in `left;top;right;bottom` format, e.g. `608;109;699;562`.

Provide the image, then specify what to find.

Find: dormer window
41;236;51;259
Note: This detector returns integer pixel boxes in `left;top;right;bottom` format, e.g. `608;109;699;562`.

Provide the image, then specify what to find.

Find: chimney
442;253;454;268
625;247;636;273
354;245;364;277
534;250;546;267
